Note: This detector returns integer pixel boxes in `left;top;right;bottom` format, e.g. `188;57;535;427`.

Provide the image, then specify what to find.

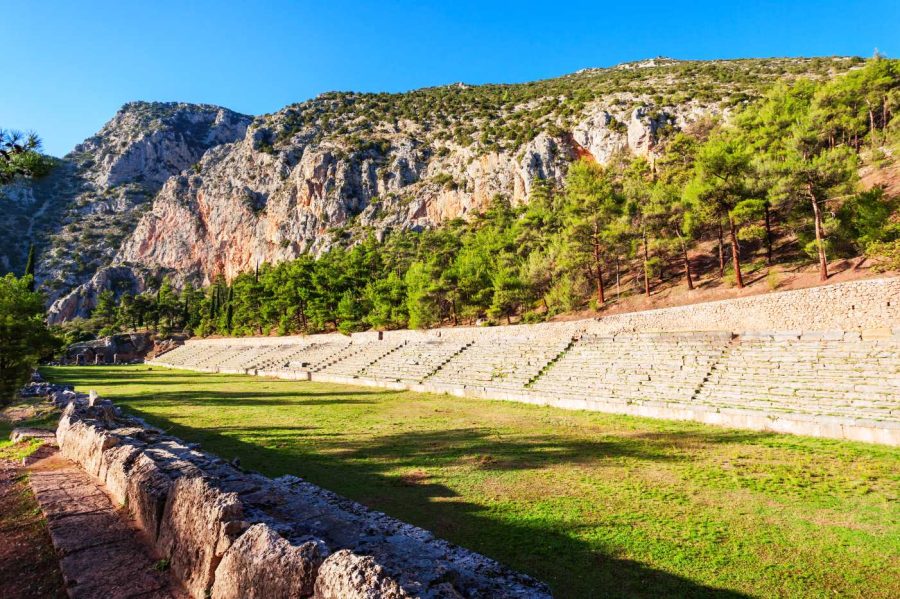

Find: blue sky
3;0;898;157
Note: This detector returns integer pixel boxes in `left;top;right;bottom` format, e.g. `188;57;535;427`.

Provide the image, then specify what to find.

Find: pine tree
561;159;621;305
225;286;234;333
686;136;756;288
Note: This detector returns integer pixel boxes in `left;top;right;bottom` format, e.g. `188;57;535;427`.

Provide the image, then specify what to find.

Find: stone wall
51;390;551;599
171;278;900;349
588;277;900;334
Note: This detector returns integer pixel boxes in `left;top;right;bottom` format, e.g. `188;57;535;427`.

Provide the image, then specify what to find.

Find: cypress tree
24;244;36;292
225;286;234;333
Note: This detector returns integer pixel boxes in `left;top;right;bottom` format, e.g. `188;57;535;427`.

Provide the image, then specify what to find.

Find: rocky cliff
121;57;859;285
0;57;860;322
0;102;250;322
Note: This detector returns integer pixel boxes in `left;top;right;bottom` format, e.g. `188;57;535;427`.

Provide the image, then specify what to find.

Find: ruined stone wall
51;392;550;599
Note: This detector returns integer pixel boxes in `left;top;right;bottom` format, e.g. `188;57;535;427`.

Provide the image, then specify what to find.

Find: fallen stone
9;427;57;445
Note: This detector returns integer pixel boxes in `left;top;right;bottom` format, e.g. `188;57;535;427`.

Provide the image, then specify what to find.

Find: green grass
42;365;899;599
0;399;59;461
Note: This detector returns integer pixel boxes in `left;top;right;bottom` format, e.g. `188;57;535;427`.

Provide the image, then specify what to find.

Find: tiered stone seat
247;344;309;371
694;333;900;421
315;341;407;377
362;339;473;383
215;345;279;372
153;344;195;365
428;334;573;391
192;346;248;370
531;332;732;406
282;342;352;371
162;344;236;369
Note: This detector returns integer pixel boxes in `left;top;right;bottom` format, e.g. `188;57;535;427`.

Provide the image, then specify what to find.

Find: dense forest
58;57;900;340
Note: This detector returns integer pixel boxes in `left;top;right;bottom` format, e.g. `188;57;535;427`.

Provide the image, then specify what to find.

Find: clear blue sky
3;0;898;157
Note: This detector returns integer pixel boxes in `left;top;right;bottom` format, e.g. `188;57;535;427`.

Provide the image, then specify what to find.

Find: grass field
42;365;899;599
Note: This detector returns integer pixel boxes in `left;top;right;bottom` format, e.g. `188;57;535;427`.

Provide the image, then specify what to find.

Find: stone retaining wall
52;391;551;599
591;277;900;334
162;278;900;348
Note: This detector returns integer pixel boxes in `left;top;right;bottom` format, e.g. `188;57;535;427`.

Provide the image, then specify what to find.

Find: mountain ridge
0;56;864;322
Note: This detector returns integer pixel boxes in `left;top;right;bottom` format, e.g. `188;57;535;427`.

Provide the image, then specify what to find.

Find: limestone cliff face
11;102;252;323
118;101;713;285
75;102;251;190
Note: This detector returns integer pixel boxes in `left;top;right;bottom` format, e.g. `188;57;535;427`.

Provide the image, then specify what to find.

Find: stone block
313;550;411;599
57;417;119;477
98;442;143;506
157;475;244;598
124;452;173;542
210;523;324;599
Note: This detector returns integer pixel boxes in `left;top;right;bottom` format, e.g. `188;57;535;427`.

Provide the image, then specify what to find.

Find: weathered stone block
314;550;411;599
157;475;244;598
57;413;119;477
98;443;142;505
125;453;172;541
210;523;324;599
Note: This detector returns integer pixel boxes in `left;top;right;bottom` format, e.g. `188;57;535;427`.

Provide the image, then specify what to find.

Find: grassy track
43;365;899;599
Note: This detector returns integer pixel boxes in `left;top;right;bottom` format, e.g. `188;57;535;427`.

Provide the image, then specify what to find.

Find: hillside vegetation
264;57;853;154
80;57;900;338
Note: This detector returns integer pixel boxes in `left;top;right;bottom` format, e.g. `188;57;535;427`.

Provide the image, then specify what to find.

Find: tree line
87;57;900;338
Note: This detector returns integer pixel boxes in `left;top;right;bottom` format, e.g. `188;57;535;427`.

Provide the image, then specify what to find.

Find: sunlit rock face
15;102;252;321
117;100;715;287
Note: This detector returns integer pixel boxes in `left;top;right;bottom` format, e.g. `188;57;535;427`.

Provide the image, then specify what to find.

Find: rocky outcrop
1;101;251;320
62;331;154;362
115;101;709;285
47;265;144;324
76;102;251;190
42;383;551;598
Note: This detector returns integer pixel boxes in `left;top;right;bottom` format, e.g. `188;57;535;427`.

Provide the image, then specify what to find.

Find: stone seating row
362;340;473;383
427;335;574;390
694;338;900;419
314;341;408;376
530;332;732;404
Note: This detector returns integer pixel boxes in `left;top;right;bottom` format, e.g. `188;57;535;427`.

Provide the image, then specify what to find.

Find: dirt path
26;446;186;599
0;450;66;599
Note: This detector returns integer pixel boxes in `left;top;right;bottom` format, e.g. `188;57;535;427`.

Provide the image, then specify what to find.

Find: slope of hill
0;102;251;320
0;57;863;321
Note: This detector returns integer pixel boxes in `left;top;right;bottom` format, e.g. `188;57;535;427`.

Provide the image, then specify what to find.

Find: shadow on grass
131;390;379;408
117;420;751;596
42;366;761;597
129;413;754;598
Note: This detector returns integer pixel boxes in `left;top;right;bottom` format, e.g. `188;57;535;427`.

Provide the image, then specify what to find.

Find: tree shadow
129;389;380;407
41;365;785;597
108;397;758;598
